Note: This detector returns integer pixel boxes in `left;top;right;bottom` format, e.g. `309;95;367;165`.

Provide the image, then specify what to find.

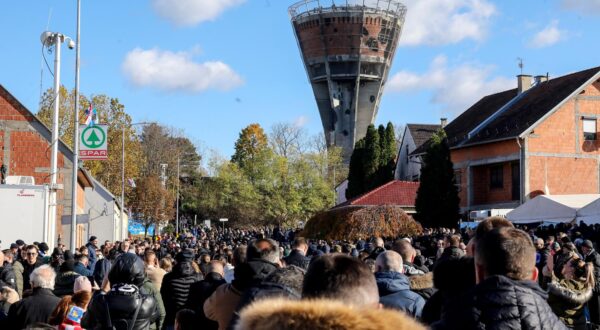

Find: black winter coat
53;271;80;297
6;287;61;329
160;261;202;326
0;263;17;290
93;258;112;287
185;272;226;330
21;259;43;292
82;284;159;330
284;250;310;270
432;275;568;330
585;249;600;293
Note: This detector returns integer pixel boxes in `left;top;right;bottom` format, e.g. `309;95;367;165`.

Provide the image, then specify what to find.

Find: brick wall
452;80;600;209
451;140;519;207
526;81;600;198
0;86;79;242
471;162;515;205
452;139;519;164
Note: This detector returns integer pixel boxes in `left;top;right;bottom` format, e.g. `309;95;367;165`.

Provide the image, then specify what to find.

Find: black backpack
102;284;144;330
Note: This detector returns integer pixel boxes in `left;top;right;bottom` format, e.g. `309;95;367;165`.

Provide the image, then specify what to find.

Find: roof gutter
519;70;600;138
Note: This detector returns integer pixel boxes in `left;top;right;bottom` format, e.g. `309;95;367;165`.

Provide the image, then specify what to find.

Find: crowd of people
1;220;600;329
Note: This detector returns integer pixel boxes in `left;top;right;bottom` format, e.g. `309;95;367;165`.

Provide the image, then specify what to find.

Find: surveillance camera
68;39;75;50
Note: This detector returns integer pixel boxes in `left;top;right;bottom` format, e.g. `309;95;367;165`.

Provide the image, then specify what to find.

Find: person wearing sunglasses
21;245;43;293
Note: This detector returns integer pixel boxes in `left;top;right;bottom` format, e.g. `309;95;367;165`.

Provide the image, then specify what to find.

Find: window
490;165;503;189
454;170;462;192
583;118;597;141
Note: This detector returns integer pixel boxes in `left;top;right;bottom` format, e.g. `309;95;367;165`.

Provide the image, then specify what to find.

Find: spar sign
79;124;108;160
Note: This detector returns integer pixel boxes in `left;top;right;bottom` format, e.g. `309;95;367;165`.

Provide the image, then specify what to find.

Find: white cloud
561;0;600;15
152;0;245;27
528;20;566;48
293;115;309;128
400;0;496;46
387;55;514;113
122;47;243;93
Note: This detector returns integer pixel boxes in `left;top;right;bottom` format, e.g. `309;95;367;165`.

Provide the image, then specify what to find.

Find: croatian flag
84;103;97;126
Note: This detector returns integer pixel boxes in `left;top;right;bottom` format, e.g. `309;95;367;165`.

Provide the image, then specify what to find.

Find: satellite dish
40;31;54;46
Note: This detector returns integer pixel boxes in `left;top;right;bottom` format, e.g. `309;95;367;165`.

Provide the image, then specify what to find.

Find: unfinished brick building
289;0;406;160
412;66;600;213
0;85;93;247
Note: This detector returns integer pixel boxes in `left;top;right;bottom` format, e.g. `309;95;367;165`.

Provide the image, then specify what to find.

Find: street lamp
40;31;74;251
121;122;150;240
176;153;200;236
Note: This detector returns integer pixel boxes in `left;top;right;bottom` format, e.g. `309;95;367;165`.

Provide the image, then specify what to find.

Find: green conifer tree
414;129;460;228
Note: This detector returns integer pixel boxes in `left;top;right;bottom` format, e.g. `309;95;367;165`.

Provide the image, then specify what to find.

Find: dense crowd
1;220;600;329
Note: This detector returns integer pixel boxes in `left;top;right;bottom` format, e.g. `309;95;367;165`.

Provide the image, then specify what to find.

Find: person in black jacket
93;247;116;287
392;239;429;276
161;249;203;328
421;257;475;325
283;237;310;270
0;250;17;290
185;261;226;330
6;265;61;329
433;227;568;330
582;239;600;328
21;245;43;293
53;259;80;297
433;235;464;269
82;253;159;330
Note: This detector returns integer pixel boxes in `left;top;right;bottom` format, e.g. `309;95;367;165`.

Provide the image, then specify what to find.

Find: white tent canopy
576;197;600;224
506;194;600;224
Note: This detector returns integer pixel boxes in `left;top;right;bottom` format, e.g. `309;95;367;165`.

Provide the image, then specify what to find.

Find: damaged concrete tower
289;0;406;161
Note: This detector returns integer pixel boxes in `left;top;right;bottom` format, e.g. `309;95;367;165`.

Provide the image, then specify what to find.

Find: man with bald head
187;260;226;329
374;251;424;318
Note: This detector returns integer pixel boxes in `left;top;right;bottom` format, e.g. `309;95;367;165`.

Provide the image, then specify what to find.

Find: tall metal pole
176;156;180;236
121;126;125;240
49;33;62;252
70;0;81;253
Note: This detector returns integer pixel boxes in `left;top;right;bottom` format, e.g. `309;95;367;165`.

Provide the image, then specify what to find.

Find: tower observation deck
289;0;406;161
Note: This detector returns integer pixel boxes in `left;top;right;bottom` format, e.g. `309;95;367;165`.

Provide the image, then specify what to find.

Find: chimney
440;117;447;128
534;75;548;85
517;74;533;94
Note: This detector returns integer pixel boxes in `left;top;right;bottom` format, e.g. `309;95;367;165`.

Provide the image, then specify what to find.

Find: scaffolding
289;0;407;19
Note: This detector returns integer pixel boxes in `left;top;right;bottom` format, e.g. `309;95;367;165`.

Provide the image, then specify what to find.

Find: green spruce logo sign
79;124;108;160
81;126;106;148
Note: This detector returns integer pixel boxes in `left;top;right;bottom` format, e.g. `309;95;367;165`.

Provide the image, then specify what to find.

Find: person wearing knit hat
73;276;93;293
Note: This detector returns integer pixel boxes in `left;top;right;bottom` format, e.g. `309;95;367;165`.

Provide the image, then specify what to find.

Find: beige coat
145;265;167;291
204;283;242;330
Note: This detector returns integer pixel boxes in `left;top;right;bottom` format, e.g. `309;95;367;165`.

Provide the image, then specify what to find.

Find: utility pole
121;122;149;240
49;33;61;252
176;156;180;235
70;0;81;253
40;31;73;251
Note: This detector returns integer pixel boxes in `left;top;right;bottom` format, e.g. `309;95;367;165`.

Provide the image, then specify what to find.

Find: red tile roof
336;180;419;208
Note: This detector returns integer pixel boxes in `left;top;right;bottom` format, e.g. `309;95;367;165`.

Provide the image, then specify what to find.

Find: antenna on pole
516;57;524;75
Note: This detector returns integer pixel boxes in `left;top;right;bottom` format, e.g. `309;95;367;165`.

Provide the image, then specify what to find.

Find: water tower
289;0;406;161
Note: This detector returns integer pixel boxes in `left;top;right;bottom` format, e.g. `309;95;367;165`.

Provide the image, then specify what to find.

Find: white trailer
0;185;52;250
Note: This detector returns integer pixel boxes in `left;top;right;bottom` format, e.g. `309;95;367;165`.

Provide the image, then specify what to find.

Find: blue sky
2;0;600;158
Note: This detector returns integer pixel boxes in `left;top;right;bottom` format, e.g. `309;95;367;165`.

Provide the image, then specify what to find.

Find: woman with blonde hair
48;290;92;330
160;257;173;273
545;255;594;329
